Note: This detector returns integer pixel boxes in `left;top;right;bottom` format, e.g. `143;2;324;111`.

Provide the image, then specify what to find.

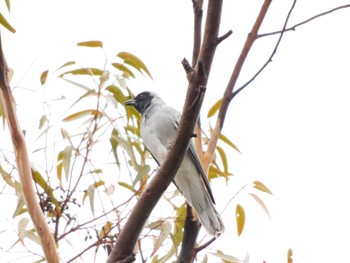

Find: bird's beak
125;99;136;107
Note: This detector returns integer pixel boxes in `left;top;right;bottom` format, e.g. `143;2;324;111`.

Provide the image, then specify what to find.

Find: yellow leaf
0;12;16;33
150;222;172;257
99;221;113;239
207;98;222;118
40;70;49;85
63;109;103;122
236;204;245;236
117;51;152;79
59;68;103;77
77;40;103;48
219;133;241;153
253;180;273;195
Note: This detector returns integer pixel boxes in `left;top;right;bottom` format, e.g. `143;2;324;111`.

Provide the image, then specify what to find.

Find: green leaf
62;109;103;122
13;182;25;218
118;182;136;193
112;63;135;79
236;204;245;236
133;165;150;186
207;98;222;118
61;78;90;91
5;0;10;11
40;70;49;85
253;180;273;195
70;89;96;108
110;129;120;166
38;115;48;129
62;146;72;181
249;193;271;218
0;165;15;187
32;168;61;215
117;51;152;79
82;180;105;215
209;250;241;262
151;222;172;257
106;85;128;105
219;133;241;153
77;40;103;48
59;67;103;77
0;12;15;33
56;61;76;71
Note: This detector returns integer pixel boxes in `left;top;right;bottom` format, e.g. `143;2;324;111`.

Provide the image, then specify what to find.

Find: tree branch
258;4;350;38
203;0;272;169
231;0;297;100
0;33;60;262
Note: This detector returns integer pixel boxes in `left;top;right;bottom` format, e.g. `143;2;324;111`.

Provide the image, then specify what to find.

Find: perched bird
125;91;224;236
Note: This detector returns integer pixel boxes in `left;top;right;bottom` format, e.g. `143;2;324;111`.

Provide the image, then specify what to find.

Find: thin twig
258;4;350;38
231;0;297;100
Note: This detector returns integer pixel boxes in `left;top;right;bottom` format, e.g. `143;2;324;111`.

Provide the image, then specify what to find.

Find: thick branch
179;1;224;262
203;0;272;168
0;34;60;262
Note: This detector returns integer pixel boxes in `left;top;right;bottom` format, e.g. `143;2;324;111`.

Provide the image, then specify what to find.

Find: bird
125;91;225;237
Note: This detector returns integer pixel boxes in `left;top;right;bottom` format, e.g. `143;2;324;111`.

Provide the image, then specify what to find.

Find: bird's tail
194;196;225;237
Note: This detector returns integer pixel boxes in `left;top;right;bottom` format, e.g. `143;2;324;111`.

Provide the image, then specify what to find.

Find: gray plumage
125;91;225;236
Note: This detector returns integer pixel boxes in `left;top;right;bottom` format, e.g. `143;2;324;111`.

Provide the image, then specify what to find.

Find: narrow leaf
0;12;16;33
207;98;222;118
63;109;103;122
117;51;152;79
112;63;135;79
216;146;228;174
40;70;49;85
77;40;103;48
253;180;273;195
249;193;271;218
62;146;72;181
219;133;241;153
56;61;76;71
236;204;245;236
151;222;172;257
5;0;10;11
0;166;15;187
118;182;136;193
106;85;128;105
99;222;113;239
59;68;103;77
209;250;241;262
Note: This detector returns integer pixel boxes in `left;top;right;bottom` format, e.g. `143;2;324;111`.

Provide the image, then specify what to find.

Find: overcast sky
2;1;350;262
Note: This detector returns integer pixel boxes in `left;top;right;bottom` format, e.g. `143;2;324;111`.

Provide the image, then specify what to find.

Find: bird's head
125;91;156;114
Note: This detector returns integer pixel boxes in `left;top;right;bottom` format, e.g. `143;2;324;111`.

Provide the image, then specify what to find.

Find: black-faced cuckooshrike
125;91;224;236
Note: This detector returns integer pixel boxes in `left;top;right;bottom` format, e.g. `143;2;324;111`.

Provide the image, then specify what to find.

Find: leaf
99;221;113;239
106;85;128;105
118;182;136;193
70;89;96;108
40;70;49;85
62;109;103;122
5;0;10;11
0;12;16;33
61;78;90;91
82;181;105;215
13;182;26;218
151;222;172;257
32;168;61;215
18;218;30;241
207;98;222;118
0;165;15;187
56;61;76;71
117;51;152;79
112;63;135;79
219;133;241;153
216;146;228;175
236;204;245;236
288;248;293;263
249;193;271;218
59;68;103;77
209;250;241;263
77;40;103;48
133;165;150;186
62;146;72;181
38;115;48;129
253;180;273;195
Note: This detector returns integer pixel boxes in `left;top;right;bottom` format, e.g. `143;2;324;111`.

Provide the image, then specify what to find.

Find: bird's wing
188;142;216;204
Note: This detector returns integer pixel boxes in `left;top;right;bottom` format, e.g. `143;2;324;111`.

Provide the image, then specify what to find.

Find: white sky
1;0;350;262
